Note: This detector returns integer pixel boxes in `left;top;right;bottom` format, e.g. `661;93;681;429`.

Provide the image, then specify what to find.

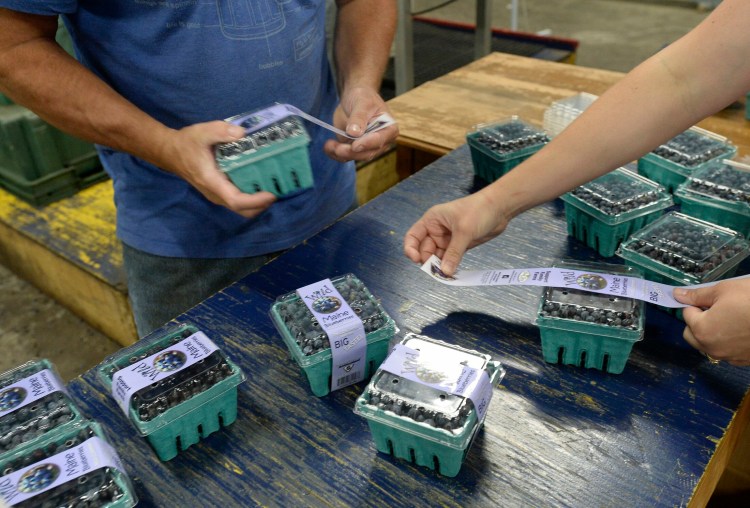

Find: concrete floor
0;0;710;382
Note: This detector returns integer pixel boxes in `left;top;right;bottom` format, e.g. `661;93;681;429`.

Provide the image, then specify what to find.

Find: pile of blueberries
0;391;77;453
105;328;235;422
571;178;662;216
625;220;747;278
362;389;472;433
1;427;125;508
652;130;730;168
473;121;549;155
685;166;750;204
275;276;389;356
216;117;306;160
540;290;640;329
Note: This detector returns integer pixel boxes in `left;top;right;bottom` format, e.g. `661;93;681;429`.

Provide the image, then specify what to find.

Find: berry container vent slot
269;273;398;397
637;126;736;193
0;359;86;459
561;166;673;257
216;111;313;197
536;261;645;374
0;421;137;508
354;333;505;477
96;323;245;461
466;116;549;183
674;159;750;238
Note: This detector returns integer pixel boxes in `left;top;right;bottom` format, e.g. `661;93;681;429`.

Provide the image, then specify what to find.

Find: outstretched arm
405;0;750;275
0;8;276;217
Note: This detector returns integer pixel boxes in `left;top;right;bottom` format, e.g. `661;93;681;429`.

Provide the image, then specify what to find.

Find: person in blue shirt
404;0;750;366
0;1;398;335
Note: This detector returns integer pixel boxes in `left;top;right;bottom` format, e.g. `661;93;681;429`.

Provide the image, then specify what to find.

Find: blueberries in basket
572;179;661;216
279;277;387;356
686;166;750;204
364;389;470;432
217;119;306;159
475;121;549;155
627;220;746;277
652;130;730;167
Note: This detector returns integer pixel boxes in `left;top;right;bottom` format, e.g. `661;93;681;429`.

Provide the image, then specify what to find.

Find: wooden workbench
388;52;750;169
66;144;750;507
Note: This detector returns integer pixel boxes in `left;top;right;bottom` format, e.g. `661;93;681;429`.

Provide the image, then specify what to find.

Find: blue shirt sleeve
0;1;76;15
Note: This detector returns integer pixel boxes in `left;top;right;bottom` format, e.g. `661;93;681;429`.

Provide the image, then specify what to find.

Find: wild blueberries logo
415;360;449;384
239;115;262;130
518;270;531;282
0;386;27;412
312;296;342;314
430;262;456;281
153;351;187;372
576;274;607;290
18;464;59;493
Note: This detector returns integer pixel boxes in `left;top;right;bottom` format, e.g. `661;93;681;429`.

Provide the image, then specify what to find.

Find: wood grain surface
68;145;750;508
388;53;750;158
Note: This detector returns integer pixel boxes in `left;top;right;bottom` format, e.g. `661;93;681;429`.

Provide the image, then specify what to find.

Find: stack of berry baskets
0;359;86;460
542;92;598;138
561;166;673;257
216;105;313;197
97;323;246;461
637;126;736;193
616;212;750;318
0;421;137;508
466;116;549;182
354;333;505;477
673;159;750;237
269;274;397;397
536;260;645;374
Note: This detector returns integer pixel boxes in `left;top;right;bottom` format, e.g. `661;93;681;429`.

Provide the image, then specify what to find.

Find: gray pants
122;243;275;337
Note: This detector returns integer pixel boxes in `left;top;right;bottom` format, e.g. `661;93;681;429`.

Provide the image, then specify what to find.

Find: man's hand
158;121;277;218
323;86;398;163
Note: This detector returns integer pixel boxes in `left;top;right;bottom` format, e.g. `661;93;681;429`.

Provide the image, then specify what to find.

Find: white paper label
379;344;494;421
296;279;367;391
0;436;124;506
111;331;219;415
420;255;750;307
0;369;67;417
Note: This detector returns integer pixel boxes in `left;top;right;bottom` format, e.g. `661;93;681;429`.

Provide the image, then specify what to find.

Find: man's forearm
0;10;174;168
333;0;396;93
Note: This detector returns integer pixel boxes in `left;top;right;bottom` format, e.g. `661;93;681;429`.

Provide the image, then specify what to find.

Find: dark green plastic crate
536;261;645;374
97;324;245;461
466;116;548;183
270;274;397;397
673;160;750;238
561;167;673;257
637;127;736;193
354;334;504;477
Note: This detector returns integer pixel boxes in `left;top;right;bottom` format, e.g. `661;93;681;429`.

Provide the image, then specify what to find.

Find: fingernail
229;125;245;137
353;144;364;153
349;124;361;134
674;288;688;297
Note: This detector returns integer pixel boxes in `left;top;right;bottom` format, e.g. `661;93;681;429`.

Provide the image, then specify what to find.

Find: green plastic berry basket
561;167;673;257
535;261;645;374
466;116;549;183
637;126;736;193
617;212;750;319
0;421;137;508
269;274;398;397
0;359;86;460
673;160;750;238
97;323;245;461
354;334;504;477
216;114;313;197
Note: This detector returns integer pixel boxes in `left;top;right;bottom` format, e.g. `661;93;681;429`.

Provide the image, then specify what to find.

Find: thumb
440;233;472;276
673;285;718;309
206;121;246;145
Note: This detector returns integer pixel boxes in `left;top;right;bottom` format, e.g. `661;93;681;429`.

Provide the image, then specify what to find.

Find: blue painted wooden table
68;145;750;507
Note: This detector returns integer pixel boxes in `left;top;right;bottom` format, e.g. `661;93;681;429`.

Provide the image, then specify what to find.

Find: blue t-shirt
1;0;355;257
